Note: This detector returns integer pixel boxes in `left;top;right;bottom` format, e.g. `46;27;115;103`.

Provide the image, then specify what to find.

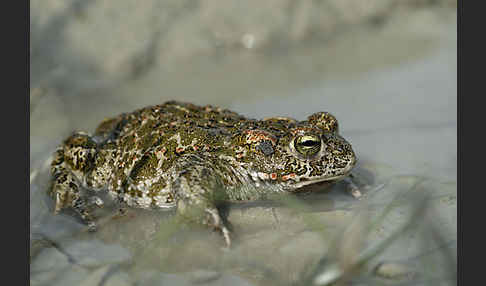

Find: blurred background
30;1;457;285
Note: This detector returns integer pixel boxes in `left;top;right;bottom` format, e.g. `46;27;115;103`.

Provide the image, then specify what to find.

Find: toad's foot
342;174;362;199
205;207;232;248
72;195;99;231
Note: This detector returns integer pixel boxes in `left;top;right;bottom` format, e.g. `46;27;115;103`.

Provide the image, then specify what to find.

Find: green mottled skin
49;101;356;246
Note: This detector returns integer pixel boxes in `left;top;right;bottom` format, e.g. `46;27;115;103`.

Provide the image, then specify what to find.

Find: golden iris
294;135;321;156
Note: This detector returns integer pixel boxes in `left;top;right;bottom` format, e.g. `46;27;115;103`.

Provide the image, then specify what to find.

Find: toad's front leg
172;155;233;247
176;198;232;248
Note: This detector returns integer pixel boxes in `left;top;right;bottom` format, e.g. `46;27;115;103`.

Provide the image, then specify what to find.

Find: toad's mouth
290;174;349;190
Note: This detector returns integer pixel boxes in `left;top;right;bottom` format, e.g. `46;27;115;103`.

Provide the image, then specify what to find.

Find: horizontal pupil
300;140;319;147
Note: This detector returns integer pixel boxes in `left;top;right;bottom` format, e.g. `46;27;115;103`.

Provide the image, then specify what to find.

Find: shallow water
30;2;456;285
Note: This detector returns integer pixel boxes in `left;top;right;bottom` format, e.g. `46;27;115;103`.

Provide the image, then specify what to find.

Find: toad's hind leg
49;132;100;231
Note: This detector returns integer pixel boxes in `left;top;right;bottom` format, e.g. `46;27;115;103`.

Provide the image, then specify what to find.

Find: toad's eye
294;135;321;156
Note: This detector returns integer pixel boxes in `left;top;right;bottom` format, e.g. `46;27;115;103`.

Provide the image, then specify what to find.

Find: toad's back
86;101;253;202
95;101;247;144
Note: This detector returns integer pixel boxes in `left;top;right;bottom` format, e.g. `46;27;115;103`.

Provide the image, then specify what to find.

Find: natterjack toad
49;101;358;246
